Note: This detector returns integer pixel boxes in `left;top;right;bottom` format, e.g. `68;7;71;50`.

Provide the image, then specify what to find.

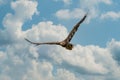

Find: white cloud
54;0;72;5
55;0;113;22
25;21;68;42
23;60;54;80
101;11;120;20
0;51;6;61
107;39;120;64
63;0;72;5
79;0;112;10
48;45;114;74
79;0;112;21
0;0;120;80
0;75;11;80
3;0;38;28
54;0;112;5
11;0;38;21
101;0;112;4
55;8;85;20
54;69;79;80
0;0;38;45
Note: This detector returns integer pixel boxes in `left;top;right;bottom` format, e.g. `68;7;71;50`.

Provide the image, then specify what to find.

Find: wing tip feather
24;38;33;44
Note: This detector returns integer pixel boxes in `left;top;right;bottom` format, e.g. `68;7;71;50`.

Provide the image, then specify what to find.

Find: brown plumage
25;13;87;50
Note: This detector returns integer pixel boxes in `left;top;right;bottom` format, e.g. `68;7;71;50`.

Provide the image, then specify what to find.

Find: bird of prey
25;13;87;50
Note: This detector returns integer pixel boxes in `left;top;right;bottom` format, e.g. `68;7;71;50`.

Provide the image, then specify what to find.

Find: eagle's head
65;43;74;50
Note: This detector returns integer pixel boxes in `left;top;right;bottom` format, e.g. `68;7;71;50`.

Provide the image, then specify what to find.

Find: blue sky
1;0;120;47
0;0;120;80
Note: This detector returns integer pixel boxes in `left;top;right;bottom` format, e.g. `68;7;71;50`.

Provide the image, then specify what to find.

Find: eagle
25;13;87;50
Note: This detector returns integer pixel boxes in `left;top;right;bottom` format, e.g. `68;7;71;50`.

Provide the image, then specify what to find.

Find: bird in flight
25;13;87;50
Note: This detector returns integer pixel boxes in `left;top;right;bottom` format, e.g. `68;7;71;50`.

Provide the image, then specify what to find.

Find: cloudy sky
0;0;120;80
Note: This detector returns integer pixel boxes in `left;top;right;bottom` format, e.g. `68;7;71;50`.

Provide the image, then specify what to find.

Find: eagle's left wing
25;38;60;46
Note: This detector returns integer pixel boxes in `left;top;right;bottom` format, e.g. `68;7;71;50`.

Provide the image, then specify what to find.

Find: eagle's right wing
64;13;88;43
25;38;60;46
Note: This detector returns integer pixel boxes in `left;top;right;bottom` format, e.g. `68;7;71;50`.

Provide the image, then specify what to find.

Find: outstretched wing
25;38;60;46
64;13;88;43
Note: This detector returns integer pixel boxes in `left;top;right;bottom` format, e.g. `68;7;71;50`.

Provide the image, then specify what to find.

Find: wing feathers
64;13;88;43
25;38;60;45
